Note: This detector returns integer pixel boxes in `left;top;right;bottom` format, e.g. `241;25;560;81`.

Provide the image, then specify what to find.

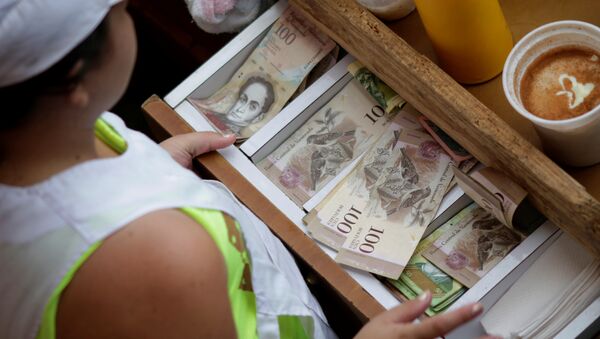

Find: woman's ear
66;60;90;108
67;83;90;108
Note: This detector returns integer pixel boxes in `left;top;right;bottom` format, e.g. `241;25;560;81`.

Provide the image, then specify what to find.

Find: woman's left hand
160;132;236;169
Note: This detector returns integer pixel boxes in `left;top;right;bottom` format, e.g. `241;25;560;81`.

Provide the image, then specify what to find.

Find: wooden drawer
141;0;600;337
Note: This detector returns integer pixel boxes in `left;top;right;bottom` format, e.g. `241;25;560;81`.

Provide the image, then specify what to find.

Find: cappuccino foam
520;46;600;120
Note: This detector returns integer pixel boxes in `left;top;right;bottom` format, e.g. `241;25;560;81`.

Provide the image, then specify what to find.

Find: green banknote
387;215;467;315
348;61;406;113
389;279;465;316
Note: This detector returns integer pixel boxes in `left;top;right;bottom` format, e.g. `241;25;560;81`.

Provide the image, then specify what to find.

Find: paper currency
445;157;478;194
305;107;423;249
187;7;336;140
334;128;454;279
348;61;406;113
387;219;467;316
418;116;473;164
423;203;523;288
453;167;545;235
392;280;465;316
289;46;341;102
258;79;396;206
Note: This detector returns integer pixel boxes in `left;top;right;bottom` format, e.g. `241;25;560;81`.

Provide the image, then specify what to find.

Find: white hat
0;0;121;87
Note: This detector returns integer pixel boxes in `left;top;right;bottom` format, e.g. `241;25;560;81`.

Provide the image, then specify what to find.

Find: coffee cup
503;20;600;167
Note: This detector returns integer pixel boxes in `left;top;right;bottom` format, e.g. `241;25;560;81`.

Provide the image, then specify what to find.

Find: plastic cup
503;20;600;167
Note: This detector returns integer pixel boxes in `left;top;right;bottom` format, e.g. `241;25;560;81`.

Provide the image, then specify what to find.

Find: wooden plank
141;95;386;322
290;0;600;256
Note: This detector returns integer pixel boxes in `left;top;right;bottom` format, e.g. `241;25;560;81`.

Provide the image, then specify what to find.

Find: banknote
257;79;396;207
423;203;524;288
348;61;406;113
289;45;341;102
445;157;478;194
387;217;467;315
454;167;545;235
187;7;336;140
334;128;454;279
418;116;473;163
305;107;423;249
391;279;465;316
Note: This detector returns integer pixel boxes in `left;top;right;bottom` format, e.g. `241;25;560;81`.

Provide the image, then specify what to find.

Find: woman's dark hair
0;18;109;130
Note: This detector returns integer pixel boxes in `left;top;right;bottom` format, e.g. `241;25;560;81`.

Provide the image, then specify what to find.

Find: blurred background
114;0;235;135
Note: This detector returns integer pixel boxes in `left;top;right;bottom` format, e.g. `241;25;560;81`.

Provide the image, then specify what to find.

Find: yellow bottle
414;0;513;84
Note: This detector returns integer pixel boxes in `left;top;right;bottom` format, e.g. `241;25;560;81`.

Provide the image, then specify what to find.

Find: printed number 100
359;226;384;254
275;24;296;45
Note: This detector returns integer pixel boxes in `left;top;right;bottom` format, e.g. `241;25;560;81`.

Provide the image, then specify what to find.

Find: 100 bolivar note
422;203;523;288
187;7;336;140
257;79;397;207
335;128;454;279
387;218;466;316
305;108;424;249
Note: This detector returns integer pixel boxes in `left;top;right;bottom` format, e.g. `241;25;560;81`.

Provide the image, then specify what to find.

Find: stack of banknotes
184;6;527;315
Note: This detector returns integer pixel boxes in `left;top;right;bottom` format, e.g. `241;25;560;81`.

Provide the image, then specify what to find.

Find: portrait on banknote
194;75;276;135
187;7;336;140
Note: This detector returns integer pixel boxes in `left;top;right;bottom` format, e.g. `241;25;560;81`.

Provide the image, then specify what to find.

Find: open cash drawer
142;0;600;337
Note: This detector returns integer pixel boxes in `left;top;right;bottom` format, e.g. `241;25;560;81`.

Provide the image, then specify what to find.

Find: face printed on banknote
187;6;336;140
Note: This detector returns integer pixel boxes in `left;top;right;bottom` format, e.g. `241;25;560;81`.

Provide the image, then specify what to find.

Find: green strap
180;207;258;339
37;242;102;339
94;118;127;154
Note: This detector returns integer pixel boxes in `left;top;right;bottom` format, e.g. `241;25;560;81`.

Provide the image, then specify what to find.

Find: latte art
520;46;600;120
555;73;595;109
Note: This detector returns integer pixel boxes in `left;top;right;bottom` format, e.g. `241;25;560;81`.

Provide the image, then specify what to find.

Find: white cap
0;0;121;87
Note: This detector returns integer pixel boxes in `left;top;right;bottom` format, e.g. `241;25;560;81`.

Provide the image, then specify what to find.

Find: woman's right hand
355;291;500;339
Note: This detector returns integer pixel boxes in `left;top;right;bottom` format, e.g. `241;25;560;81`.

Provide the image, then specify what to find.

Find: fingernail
224;134;236;138
472;303;483;315
418;290;430;301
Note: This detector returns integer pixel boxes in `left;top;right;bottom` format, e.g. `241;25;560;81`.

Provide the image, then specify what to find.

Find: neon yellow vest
37;119;259;339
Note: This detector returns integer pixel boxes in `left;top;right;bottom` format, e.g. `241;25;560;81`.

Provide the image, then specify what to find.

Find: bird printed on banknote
472;215;523;270
376;148;431;221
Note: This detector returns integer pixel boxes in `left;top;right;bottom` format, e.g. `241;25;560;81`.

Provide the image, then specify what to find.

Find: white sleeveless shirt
0;112;335;339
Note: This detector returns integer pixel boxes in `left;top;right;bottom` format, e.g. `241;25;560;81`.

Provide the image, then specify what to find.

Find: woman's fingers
180;132;236;156
403;302;484;339
160;132;236;168
380;291;432;324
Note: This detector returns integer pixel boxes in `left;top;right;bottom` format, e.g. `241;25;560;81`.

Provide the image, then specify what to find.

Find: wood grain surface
290;0;600;256
142;95;386;322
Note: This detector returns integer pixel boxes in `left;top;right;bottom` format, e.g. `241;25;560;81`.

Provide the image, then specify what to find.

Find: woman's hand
160;132;236;169
355;291;499;339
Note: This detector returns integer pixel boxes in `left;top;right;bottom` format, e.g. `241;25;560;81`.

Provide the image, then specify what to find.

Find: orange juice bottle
414;0;513;84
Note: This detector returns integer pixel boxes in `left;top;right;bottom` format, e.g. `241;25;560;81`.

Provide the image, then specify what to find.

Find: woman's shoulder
56;209;237;339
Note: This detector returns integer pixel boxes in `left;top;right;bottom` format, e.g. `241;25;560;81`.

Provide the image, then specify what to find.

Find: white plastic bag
185;0;276;34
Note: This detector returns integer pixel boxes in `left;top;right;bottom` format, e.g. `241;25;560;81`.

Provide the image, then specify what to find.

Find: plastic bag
185;0;276;34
